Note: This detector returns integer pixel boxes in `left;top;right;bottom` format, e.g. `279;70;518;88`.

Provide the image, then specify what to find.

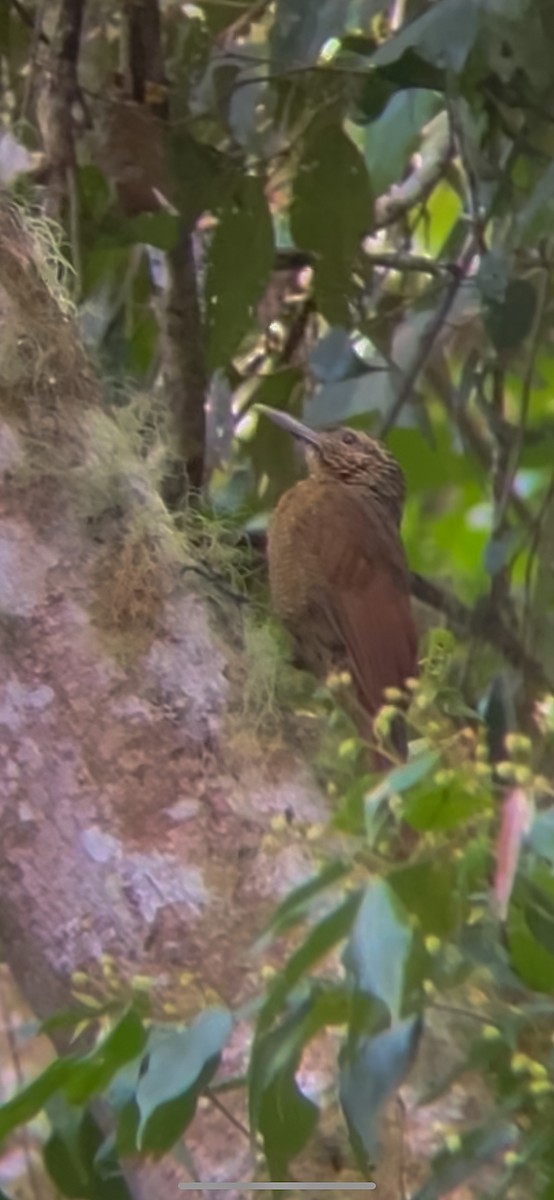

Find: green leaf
363;751;439;843
526;901;554;957
260;859;349;941
343;881;412;1020
0;1008;147;1141
170;130;226;227
361;89;441;195
205;176;274;370
44;1100;131;1200
484;531;521;576
404;777;491;832
309;327;365;384
249;373;304;505
371;0;479;74
518;161;554;242
121;212;180;251
136;1008;233;1153
508;910;554;992
484;279;537;353
305;368;397;428
77;165;112;223
260;1073;318;1177
249;1003;321;1176
290;126;372;324
477;249;511;304
378;750;440;797
65;1008;147;1104
340;1016;422;1168
258;891;363;1031
388;861;460;937
0;1058;74;1140
528;810;554;864
115;1100;140;1157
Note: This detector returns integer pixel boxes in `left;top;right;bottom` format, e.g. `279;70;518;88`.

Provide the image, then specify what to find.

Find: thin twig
206;1088;251;1140
374;121;453;230
11;0;49;42
445;79;486;252
488;363;512;611
217;0;272;44
379;234;476;437
363;248;457;277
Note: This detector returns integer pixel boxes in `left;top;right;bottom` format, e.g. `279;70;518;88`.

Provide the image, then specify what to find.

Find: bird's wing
314;485;418;717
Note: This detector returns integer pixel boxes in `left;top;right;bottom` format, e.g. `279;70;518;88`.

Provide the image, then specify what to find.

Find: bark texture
0;202;326;1195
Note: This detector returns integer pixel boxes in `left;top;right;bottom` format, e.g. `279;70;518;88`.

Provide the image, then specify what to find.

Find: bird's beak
256;405;322;448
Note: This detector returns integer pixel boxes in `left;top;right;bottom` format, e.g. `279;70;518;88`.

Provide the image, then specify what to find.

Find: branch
363;246;457;277
445;80;487;253
488;363;513;611
160;229;208;500
379;234;476;437
374;118;453;229
33;0;85;222
411;573;552;691
119;0;207;501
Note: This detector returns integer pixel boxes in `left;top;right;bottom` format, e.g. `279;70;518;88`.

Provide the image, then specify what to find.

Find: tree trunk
0;201;326;1194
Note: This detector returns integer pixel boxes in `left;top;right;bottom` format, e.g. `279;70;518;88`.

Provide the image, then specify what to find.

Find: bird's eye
342;430;357;446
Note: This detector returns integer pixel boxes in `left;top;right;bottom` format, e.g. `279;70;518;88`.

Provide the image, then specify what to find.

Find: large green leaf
309;327;367;384
44;1103;131;1200
340;1016;422;1168
259;1072;318;1177
404;777;491;832
304;369;398;428
483;279;538;353
371;0;480;74
0;1008;146;1141
362;89;441;195
388;860;460;937
170;130;227;227
136;1008;233;1153
342;880;412;1020
205;176;274;370
290;126;372;325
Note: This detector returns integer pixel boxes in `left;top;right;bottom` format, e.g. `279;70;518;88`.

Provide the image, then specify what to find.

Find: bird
257;406;418;767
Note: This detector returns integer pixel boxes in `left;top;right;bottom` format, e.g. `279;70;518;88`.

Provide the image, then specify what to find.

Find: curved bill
256;404;322;448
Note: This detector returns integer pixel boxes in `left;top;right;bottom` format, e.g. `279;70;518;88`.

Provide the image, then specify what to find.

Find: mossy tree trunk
0;202;327;1194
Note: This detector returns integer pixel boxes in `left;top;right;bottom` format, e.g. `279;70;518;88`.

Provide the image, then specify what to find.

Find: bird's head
257;406;406;524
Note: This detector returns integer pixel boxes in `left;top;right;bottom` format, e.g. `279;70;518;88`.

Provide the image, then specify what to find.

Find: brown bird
258;406;418;767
